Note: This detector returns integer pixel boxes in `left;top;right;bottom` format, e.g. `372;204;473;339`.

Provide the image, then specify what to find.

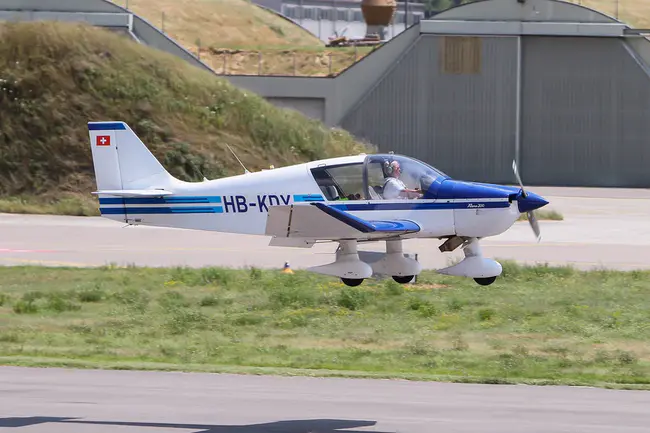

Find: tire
341;278;364;287
392;275;414;284
474;276;497;286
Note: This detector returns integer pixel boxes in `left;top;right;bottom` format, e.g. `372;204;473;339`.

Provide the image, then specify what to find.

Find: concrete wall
226;75;333;123
0;0;121;13
266;97;326;121
332;23;421;125
130;15;214;73
0;10;131;28
225;23;421;126
340;34;519;183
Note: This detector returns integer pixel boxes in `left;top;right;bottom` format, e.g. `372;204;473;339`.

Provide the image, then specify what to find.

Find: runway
1;366;650;433
1;187;650;271
0;188;650;270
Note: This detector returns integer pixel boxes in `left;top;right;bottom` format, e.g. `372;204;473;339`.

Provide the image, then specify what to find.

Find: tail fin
88;121;173;193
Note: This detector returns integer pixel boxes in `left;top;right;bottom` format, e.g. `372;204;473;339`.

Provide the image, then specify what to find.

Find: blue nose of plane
517;191;549;213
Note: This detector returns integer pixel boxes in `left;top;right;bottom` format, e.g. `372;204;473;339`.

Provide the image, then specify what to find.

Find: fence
196;46;373;77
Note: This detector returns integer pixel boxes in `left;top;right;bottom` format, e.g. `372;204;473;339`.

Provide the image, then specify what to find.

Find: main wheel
341;278;364;287
392;275;414;284
474;276;497;286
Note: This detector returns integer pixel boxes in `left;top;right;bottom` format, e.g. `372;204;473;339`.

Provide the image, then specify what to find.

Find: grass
119;0;322;49
0;21;369;213
518;209;564;221
0;262;649;389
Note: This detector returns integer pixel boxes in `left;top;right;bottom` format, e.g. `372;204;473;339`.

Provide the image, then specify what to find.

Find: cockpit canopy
310;154;449;201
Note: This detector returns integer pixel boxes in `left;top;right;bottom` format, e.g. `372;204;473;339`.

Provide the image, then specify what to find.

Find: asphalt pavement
1;366;650;433
1;187;649;271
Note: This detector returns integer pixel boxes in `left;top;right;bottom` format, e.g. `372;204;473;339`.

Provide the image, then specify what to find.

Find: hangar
231;0;650;187
2;0;650;187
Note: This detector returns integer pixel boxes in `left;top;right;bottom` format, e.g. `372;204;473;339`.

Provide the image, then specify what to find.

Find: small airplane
87;121;549;287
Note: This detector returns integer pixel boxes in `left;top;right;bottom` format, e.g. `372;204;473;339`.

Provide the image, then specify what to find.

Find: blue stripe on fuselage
99;196;223;205
330;201;509;211
293;194;324;202
100;206;223;215
97;193;511;215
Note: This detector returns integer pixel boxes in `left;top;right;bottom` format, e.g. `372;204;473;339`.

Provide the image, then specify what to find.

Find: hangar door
520;36;650;187
340;34;519;183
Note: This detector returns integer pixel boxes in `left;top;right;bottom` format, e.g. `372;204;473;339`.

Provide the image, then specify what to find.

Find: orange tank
361;0;397;27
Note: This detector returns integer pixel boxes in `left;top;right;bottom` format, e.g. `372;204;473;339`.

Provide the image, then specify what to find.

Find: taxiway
1;187;649;271
1;366;649;433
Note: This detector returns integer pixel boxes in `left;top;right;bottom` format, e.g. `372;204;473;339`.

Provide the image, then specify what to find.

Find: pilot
383;160;422;200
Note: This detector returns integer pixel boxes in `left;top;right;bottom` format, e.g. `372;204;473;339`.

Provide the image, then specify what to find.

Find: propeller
512;160;541;242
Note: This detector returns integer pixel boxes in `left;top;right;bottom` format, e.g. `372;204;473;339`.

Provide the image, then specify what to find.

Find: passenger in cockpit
382;160;422;200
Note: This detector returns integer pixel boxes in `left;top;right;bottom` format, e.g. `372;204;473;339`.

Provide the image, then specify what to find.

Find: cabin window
310;163;364;201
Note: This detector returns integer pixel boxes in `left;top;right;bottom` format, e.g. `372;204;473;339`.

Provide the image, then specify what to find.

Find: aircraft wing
92;189;173;197
265;202;420;241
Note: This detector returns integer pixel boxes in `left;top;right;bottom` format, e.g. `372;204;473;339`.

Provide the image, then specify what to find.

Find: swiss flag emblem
96;135;111;146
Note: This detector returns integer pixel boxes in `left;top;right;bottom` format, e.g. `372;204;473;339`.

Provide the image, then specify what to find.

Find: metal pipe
515;35;522;176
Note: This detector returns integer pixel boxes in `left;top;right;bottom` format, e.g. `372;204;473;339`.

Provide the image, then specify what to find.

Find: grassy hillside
117;0;372;76
568;0;650;29
0;21;369;215
121;0;323;49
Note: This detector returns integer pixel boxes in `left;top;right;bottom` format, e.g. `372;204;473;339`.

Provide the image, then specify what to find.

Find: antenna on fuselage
226;144;250;174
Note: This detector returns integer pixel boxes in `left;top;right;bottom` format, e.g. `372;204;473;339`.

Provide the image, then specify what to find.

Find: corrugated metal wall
340;34;518;183
520;36;650;187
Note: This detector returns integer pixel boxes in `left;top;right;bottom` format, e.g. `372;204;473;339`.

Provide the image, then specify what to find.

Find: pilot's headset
383;159;396;177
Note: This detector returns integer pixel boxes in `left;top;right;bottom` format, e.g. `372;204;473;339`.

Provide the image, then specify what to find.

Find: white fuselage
98;157;521;240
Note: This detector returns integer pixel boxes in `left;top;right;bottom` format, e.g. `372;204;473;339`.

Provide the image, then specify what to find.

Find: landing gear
474;276;497;286
392;275;414;284
307;240;373;284
437;237;502;285
341;278;364;287
307;239;422;287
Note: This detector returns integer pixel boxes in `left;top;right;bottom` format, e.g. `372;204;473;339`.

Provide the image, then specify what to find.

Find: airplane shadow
0;416;394;432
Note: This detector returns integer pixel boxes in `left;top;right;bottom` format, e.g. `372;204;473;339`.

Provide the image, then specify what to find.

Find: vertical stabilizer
87;121;173;192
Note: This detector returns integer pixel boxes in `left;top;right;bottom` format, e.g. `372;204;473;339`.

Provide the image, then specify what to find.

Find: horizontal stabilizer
265;202;420;240
92;189;174;197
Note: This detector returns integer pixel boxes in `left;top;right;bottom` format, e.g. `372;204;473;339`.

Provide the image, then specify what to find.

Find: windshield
363;154;448;200
309;155;448;202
